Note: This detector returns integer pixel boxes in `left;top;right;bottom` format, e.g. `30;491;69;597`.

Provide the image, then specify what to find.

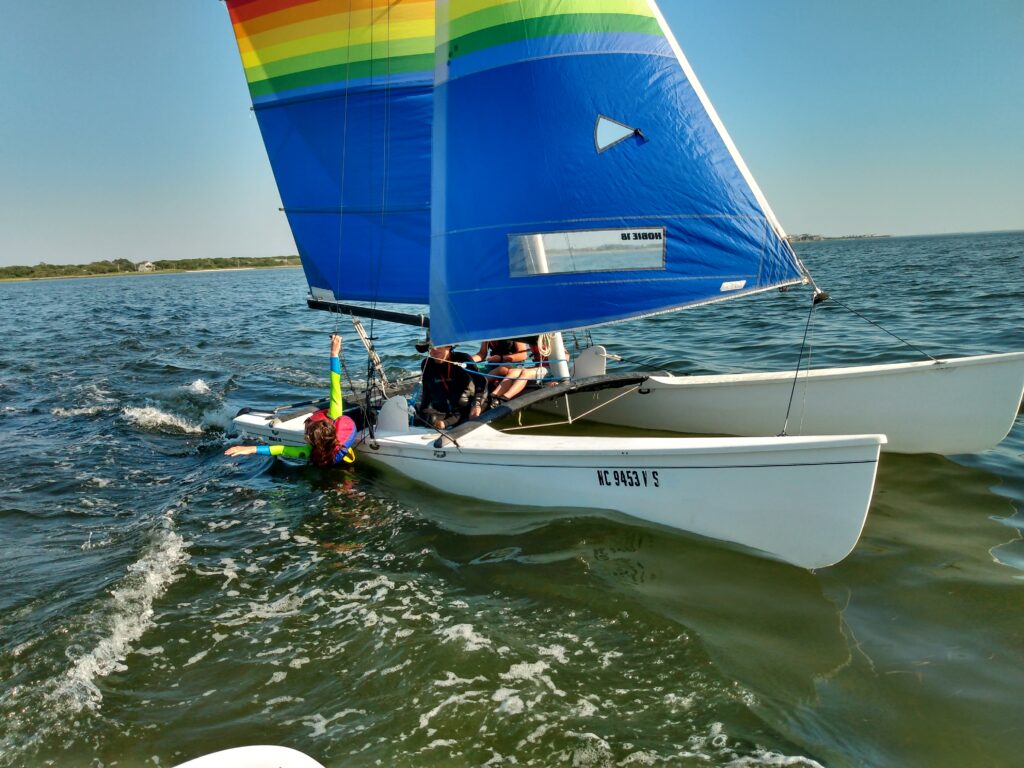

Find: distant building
137;261;156;272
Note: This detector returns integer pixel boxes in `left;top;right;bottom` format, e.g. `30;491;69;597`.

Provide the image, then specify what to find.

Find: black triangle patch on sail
595;115;641;153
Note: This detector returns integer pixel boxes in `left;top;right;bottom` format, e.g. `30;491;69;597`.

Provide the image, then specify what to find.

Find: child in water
224;334;356;466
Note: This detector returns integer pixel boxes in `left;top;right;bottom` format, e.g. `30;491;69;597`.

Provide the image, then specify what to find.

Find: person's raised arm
328;334;343;419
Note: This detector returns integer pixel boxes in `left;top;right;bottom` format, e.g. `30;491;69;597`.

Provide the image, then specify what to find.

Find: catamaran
221;0;1015;568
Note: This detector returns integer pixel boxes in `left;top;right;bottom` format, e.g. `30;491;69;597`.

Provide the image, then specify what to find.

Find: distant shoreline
0;265;301;283
786;234;890;243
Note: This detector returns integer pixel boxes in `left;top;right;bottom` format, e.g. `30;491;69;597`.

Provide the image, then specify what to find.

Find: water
1;232;1022;767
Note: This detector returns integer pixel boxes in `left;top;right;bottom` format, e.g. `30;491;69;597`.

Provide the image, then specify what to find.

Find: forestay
226;0;435;304
431;0;810;344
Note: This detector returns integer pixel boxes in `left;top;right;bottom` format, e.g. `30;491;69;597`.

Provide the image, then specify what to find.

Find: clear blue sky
0;1;1021;266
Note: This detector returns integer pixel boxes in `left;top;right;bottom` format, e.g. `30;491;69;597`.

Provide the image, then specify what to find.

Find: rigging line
779;291;819;437
333;0;356;335
365;0;397;398
500;384;644;432
338;347;370;432
369;0;396;311
827;294;939;362
798;295;818;435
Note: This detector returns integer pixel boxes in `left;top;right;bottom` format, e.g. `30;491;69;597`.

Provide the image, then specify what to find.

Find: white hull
233;410;883;569
174;746;325;768
554;352;1024;454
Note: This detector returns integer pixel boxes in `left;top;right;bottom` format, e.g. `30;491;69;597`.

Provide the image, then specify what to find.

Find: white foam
288;709;363;738
426;739;458;749
437;623;492;652
434;671;488;688
52;405;105;418
572;698;598;717
184;379;212;395
538;644;569;664
491;688;524;715
418;691;483;730
499;660;549;681
724;751;825;767
621;751;659;765
122;405;203;434
564;732;613;766
664;692;695;711
379;659;412;676
51;520;189;712
184;650;209;667
599;649;623;668
201;404;238;431
266;696;302;706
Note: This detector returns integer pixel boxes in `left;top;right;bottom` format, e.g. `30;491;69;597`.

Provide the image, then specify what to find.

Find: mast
524;234;571;382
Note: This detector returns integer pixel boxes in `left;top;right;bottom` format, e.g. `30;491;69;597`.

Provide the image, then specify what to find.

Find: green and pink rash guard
256;356;351;463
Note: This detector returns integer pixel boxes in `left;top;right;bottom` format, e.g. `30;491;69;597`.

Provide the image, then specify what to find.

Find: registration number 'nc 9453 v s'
596;469;660;488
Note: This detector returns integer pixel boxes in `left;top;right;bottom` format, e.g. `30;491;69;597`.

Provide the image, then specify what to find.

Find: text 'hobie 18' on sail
223;0;894;569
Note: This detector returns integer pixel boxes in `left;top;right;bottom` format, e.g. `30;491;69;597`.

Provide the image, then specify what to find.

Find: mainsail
430;0;809;344
226;0;435;304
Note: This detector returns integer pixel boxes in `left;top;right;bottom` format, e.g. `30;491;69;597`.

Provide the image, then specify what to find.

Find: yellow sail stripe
236;5;433;80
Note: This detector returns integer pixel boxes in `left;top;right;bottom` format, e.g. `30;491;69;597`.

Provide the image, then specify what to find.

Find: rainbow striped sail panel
227;0;435;303
430;0;807;344
438;0;670;84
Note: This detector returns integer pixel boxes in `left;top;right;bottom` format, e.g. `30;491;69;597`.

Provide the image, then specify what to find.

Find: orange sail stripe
234;3;433;50
230;0;432;28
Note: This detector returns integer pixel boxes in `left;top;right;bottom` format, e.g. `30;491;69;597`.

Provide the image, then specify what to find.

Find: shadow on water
806;452;1024;767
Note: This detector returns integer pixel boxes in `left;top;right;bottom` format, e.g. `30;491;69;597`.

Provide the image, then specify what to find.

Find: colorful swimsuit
256;355;356;464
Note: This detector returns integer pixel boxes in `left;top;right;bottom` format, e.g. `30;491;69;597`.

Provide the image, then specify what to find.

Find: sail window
509;228;666;277
595;115;641;153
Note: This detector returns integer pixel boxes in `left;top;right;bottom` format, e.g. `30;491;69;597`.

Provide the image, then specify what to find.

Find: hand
330;334;342;357
224;445;258;457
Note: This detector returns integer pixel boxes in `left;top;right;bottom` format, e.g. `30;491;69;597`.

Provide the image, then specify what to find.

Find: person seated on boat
487;335;564;403
224;334;357;466
416;342;487;429
471;338;531;408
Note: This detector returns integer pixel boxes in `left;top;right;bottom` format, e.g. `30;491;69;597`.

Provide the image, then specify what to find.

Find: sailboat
223;0;927;569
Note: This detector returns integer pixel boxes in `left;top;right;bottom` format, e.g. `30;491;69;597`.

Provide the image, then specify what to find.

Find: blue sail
430;0;809;344
226;0;434;304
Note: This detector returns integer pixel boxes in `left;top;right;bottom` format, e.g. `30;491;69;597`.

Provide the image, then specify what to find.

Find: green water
1;233;1022;766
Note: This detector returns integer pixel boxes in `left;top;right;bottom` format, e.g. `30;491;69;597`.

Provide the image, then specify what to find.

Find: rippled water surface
1;233;1023;767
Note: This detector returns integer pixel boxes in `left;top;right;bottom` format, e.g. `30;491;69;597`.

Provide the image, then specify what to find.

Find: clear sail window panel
509;227;666;277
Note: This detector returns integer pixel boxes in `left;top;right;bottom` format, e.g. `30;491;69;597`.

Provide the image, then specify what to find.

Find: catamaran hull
357;427;883;569
232;405;883;568
553;352;1024;455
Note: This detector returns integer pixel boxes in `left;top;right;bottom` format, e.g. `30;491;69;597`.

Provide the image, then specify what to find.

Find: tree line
0;256;300;280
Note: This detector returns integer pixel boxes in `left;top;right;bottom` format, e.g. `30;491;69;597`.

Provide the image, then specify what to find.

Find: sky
0;0;1021;267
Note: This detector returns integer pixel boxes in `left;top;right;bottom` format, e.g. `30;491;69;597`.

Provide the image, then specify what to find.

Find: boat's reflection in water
581;528;852;704
362;455;852;699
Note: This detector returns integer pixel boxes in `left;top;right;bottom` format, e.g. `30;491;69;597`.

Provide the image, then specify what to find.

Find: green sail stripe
245;37;434;83
448;0;654;41
248;53;435;98
446;14;664;61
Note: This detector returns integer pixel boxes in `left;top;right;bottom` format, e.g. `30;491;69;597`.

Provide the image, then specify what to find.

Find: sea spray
51;513;190;713
121;405;203;434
